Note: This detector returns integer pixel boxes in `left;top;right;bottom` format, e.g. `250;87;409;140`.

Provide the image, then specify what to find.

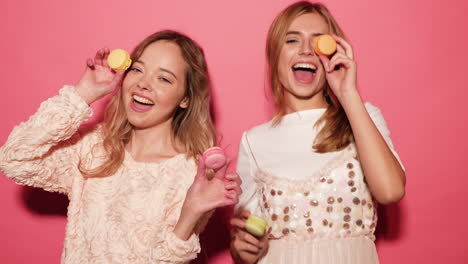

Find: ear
179;97;189;109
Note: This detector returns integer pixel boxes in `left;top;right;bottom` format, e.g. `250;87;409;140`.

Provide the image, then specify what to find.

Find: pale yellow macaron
313;34;337;56
245;215;267;237
107;49;132;70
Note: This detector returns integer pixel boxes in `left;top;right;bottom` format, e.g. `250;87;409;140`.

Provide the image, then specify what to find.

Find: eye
286;39;298;44
160;77;172;84
130;67;142;73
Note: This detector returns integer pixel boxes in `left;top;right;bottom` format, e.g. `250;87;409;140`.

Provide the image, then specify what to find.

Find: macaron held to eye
313;34;337;56
107;49;132;71
202;147;227;170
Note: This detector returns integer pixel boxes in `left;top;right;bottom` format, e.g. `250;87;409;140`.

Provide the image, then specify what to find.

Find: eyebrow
134;60;178;80
286;31;323;37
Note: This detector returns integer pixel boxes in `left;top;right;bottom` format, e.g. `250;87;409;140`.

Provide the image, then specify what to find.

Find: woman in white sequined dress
230;2;406;263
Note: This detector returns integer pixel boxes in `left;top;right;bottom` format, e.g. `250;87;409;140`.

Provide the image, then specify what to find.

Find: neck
284;90;329;114
126;118;183;162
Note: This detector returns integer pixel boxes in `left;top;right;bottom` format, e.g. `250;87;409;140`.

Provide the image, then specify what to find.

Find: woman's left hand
319;35;358;100
183;157;242;218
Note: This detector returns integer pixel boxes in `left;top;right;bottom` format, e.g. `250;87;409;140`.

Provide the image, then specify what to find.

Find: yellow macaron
245;215;268;237
107;49;132;71
313;34;337;56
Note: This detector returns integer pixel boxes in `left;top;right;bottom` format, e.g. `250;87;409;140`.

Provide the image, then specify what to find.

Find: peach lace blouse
0;86;203;263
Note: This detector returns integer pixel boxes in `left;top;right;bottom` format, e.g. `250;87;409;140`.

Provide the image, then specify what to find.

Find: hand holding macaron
75;47;126;105
230;210;269;264
317;34;358;101
182;147;241;218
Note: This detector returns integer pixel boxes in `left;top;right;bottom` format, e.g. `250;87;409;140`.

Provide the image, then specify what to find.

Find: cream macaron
107;49;132;71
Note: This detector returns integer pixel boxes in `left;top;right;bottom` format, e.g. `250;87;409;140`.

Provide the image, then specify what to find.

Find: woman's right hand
230;210;269;264
75;48;125;104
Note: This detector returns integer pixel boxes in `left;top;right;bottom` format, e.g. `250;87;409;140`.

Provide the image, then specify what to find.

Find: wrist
74;83;98;105
173;208;201;241
336;87;361;109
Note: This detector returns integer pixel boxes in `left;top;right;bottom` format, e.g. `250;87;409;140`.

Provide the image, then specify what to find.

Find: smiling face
277;12;329;110
121;40;189;129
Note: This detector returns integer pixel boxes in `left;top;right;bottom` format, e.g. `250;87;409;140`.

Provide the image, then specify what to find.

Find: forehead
288;12;329;34
139;40;187;69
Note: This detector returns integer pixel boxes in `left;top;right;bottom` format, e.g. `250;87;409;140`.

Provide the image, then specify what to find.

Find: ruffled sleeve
365;102;405;170
0;85;93;195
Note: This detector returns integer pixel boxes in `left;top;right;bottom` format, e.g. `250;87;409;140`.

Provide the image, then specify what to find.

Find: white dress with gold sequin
235;103;404;264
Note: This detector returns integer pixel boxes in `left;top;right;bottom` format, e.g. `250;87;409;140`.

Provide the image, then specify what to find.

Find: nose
136;75;151;91
299;38;314;56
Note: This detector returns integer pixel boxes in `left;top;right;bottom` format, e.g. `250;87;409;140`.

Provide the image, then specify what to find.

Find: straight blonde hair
266;1;354;152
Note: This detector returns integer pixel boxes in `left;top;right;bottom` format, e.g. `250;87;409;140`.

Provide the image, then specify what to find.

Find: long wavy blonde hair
266;1;354;153
81;30;216;177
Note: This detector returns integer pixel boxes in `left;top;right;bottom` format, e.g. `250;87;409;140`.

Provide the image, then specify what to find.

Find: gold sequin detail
320;177;326;183
284;215;290;222
351;187;357;192
344;207;351;213
304;191;310;196
284;207;289;214
356;219;363;226
271;214;277;221
323;219;328;226
271;189;276;196
337;197;343;203
327;197;335;204
278;190;283;195
344;223;350;229
327;206;333;213
306;219;312;226
353;197;360;205
307;228;314;233
348;180;354;187
282;228;289;235
303;211;310;218
344;215;351;222
327;179;334;184
347;163;354;169
310;200;319;207
348;171;355;178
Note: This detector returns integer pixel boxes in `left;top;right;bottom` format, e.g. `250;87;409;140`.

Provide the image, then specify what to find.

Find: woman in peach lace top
0;30;241;263
230;2;406;264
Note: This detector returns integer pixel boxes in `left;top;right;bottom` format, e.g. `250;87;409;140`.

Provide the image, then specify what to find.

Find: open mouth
292;63;317;84
131;94;155;112
133;95;154;105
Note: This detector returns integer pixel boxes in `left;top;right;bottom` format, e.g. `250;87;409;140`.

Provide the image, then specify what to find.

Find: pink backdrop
1;0;467;263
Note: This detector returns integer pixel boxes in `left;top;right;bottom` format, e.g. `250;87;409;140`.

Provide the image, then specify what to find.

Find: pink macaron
203;147;226;170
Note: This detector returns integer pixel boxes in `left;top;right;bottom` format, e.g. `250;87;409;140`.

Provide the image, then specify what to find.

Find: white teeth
293;63;317;70
133;95;154;105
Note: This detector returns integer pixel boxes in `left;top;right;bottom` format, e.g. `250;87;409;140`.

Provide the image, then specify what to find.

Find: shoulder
364;102;382;115
242;120;276;142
